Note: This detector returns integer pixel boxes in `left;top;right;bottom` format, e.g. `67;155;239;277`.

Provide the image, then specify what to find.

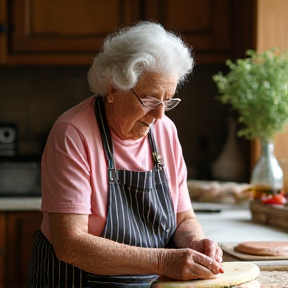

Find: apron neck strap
147;129;163;169
94;96;115;169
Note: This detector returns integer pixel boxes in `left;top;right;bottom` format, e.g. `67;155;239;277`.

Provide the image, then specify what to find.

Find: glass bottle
251;141;283;199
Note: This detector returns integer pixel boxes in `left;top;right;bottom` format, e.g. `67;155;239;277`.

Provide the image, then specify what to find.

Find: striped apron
27;96;176;288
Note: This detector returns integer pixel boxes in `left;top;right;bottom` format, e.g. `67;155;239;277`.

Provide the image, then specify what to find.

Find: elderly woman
27;21;223;288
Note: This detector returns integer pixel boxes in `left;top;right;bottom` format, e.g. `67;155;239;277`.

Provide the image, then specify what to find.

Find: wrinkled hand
190;238;223;263
158;248;224;281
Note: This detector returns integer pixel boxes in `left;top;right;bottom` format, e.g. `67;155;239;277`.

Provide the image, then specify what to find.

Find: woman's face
105;71;178;140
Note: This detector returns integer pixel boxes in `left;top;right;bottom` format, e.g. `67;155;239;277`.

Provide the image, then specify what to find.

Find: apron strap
94;96;119;182
95;95;115;170
147;129;163;169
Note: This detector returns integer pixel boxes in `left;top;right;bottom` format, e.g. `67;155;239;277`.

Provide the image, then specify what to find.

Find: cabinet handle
0;23;7;33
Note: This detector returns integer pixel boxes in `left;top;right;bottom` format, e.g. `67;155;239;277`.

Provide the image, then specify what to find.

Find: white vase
211;117;246;182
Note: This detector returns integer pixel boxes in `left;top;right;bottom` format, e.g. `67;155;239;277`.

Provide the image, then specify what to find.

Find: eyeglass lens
131;89;181;111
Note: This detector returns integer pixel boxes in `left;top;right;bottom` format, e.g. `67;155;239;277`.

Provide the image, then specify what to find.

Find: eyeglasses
131;89;181;111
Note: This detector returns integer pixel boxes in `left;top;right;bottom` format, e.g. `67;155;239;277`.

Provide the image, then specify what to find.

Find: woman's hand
173;209;223;264
158;248;224;280
190;239;223;263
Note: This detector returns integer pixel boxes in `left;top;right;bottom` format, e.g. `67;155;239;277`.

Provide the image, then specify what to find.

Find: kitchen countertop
192;202;288;242
0;197;41;211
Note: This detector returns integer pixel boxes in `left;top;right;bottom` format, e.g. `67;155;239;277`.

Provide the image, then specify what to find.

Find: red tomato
261;194;287;205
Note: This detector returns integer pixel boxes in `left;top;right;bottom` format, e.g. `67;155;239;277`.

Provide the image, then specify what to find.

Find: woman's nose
149;104;165;119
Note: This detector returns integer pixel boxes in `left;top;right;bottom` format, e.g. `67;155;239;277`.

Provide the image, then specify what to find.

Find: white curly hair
87;21;194;96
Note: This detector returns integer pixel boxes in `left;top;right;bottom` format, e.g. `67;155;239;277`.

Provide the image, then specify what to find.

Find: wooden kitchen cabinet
0;213;5;288
250;0;288;172
0;0;141;65
0;0;254;65
145;0;254;64
0;211;42;288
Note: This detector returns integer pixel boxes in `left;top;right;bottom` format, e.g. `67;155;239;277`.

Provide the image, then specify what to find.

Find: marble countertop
0;197;41;211
193;202;288;242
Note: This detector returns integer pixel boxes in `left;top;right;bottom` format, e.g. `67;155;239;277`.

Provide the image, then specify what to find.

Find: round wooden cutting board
152;262;260;288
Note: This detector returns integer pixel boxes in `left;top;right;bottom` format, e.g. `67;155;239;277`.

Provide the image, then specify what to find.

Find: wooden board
221;243;288;261
235;241;288;256
152;262;260;288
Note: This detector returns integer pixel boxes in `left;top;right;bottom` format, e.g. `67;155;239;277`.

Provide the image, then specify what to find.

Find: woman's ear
107;85;117;95
106;85;117;103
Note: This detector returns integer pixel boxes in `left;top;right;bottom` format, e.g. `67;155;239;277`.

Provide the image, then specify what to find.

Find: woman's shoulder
49;96;98;140
57;96;96;124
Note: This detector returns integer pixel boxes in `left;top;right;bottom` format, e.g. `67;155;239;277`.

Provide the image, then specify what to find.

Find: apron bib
27;96;176;288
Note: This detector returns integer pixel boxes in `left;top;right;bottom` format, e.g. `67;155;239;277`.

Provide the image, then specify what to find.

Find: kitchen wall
0;66;90;155
0;64;251;182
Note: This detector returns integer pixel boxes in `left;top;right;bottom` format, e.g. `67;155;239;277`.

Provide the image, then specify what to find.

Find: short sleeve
41;122;92;214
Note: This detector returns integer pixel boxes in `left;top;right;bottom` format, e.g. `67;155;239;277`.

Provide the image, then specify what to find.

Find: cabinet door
0;213;6;288
145;0;254;64
255;0;288;52
0;0;8;64
251;0;288;175
5;0;141;65
1;0;254;65
6;212;42;288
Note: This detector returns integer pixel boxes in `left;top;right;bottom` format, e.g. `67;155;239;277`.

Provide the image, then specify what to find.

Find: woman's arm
49;212;158;275
49;212;224;279
173;209;205;246
173;209;223;263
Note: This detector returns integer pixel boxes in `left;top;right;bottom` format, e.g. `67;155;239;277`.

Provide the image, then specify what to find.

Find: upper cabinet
0;0;141;65
145;0;253;64
0;0;254;65
255;0;288;53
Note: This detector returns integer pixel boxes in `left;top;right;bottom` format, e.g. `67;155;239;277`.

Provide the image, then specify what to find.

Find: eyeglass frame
130;89;181;111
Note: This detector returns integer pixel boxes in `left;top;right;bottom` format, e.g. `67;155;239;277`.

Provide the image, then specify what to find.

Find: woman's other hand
190;239;223;263
158;248;224;280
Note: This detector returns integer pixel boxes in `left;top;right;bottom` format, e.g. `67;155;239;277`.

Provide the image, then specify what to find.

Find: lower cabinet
0;213;6;288
0;211;43;288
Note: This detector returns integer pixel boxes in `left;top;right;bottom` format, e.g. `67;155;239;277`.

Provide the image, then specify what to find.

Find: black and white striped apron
27;96;176;288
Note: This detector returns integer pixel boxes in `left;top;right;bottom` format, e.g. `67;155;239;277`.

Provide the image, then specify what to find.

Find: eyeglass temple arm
131;89;144;106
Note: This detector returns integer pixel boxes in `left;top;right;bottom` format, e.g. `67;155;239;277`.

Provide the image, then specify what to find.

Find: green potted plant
212;48;288;199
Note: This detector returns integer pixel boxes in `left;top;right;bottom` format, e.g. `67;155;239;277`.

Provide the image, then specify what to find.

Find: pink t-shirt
41;96;192;241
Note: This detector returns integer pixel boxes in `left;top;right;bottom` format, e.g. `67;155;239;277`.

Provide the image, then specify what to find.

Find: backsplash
0;65;251;182
0;66;91;155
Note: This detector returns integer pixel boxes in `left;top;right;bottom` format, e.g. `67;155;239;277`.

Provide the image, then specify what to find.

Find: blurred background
2;1;288;287
0;0;258;183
